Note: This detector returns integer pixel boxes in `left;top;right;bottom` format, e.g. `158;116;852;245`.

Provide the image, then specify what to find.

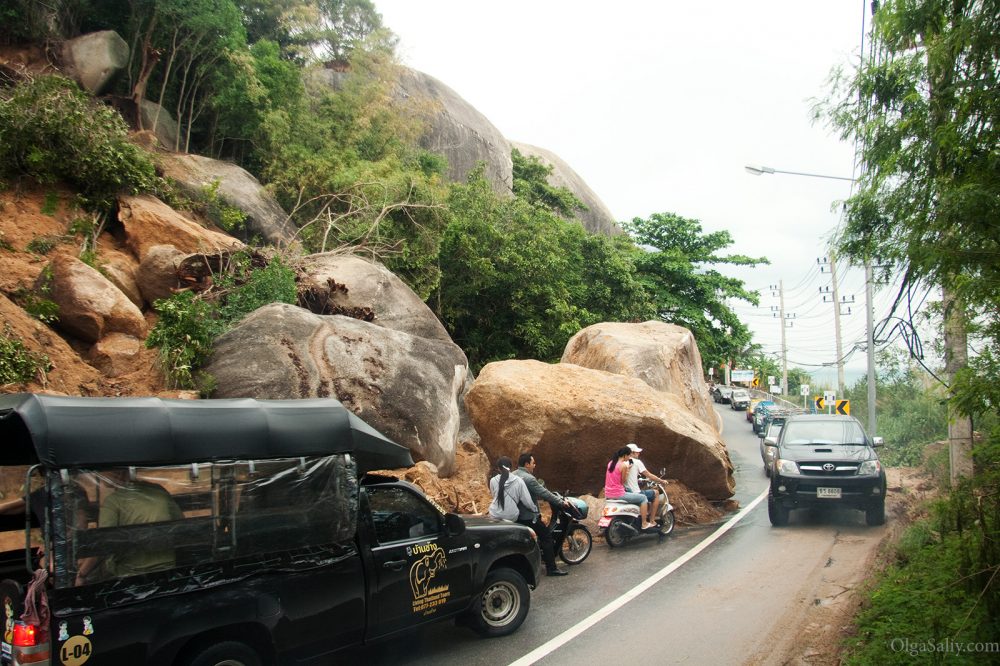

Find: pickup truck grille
798;463;859;476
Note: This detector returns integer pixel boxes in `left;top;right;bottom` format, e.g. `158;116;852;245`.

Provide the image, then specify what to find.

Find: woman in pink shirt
605;446;653;529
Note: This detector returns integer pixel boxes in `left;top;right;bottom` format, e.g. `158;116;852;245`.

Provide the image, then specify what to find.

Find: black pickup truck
0;394;541;666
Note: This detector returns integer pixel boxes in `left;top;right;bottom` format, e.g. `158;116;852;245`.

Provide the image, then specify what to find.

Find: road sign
732;369;754;382
770;384;781;394
800;384;810;396
824;390;836;403
767;376;775;387
751;376;760;388
815;396;825;411
708;367;714;376
836;399;850;415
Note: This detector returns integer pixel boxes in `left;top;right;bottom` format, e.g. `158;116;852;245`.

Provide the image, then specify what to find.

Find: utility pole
770;281;789;396
865;261;877;436
819;254;847;396
829;254;846;396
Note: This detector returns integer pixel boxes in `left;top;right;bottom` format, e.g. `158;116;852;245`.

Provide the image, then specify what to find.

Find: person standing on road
624;443;666;526
513;453;569;577
488;456;534;522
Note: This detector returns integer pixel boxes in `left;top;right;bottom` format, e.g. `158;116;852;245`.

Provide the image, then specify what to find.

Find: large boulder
135;244;185;306
59;31;128;95
393;67;513;195
87;332;146;378
465;360;734;500
118;194;243;261
562;321;718;430
41;255;146;344
512;142;621;236
138;99;180;150
158;153;298;250
98;248;143;308
297;254;452;343
204;303;469;476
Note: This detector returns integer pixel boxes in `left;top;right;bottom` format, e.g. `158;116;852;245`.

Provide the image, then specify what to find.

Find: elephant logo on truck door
408;543;450;615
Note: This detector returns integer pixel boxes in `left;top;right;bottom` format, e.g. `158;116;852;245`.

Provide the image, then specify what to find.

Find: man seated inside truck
86;469;184;580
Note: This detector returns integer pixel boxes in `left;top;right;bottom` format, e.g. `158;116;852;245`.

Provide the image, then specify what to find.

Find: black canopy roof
0;393;414;473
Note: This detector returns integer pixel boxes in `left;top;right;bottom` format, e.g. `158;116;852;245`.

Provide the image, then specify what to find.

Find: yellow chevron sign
815;396;824;411
836;399;850;415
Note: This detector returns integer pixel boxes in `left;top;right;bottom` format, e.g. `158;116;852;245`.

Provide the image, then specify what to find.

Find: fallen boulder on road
562;320;718;431
465;359;734;500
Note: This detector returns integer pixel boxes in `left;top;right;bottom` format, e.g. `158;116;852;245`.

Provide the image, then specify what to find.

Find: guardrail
746;389;809;412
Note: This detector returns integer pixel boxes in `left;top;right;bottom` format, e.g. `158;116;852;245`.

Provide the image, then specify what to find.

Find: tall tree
821;0;1000;481
438;168;652;369
624;213;767;370
313;0;391;62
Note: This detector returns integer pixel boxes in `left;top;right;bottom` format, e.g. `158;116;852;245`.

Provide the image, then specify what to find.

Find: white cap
626;443;642;453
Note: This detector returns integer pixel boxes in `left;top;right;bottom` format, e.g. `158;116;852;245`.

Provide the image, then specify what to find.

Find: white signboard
708;367;714;376
824;390;836;403
800;384;810;396
731;369;754;382
767;375;775;387
770;384;782;394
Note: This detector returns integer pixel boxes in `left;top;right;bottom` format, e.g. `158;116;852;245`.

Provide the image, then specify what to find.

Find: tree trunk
943;286;974;485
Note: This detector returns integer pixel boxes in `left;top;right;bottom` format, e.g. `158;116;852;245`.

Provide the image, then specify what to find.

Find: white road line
508;486;770;666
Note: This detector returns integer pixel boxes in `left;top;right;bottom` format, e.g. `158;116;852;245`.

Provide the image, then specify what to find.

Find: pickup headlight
857;460;882;476
775;459;799;475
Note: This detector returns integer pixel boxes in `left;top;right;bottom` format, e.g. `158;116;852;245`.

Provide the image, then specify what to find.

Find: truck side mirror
764;436;777;446
444;513;465;537
872;436;884;447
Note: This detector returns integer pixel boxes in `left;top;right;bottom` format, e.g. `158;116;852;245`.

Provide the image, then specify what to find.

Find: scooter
598;477;675;548
547;495;593;565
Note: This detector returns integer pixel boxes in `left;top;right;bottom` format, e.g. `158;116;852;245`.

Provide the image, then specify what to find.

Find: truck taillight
12;622;36;647
12;622;50;665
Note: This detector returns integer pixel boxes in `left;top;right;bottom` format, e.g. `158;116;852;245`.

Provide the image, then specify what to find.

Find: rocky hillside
0;30;731;523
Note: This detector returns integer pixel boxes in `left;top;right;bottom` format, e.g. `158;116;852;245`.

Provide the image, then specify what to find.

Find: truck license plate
817;487;842;499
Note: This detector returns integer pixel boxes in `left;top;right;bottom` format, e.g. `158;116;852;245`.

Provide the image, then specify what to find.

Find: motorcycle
547;495;593;565
598;476;675;548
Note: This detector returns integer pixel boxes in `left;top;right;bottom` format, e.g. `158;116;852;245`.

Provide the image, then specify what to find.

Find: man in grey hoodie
514;453;569;576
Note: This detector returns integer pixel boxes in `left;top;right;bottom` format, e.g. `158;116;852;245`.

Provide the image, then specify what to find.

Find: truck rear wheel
469;568;530;637
186;641;262;666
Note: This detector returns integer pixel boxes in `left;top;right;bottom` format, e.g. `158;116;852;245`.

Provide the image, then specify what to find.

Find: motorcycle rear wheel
658;509;675;536
559;525;593;565
605;516;631;548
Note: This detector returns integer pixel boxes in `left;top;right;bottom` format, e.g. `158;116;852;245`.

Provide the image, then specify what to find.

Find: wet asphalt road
343;403;882;665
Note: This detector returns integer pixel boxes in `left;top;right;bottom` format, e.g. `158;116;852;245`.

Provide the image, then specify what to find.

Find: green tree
624;213;768;371
312;0;392;62
822;0;1000;643
0;75;158;207
511;148;587;218
437;167;652;369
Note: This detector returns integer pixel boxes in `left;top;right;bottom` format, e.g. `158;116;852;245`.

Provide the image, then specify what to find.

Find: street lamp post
745;165;856;181
745;164;877;436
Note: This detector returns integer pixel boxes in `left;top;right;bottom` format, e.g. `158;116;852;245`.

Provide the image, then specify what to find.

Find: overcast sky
375;0;910;383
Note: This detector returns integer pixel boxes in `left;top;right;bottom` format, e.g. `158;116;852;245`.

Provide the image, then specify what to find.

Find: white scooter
597;477;675;548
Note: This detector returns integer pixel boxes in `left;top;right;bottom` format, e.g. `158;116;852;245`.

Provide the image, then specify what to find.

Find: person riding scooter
604;446;654;530
624;443;667;523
